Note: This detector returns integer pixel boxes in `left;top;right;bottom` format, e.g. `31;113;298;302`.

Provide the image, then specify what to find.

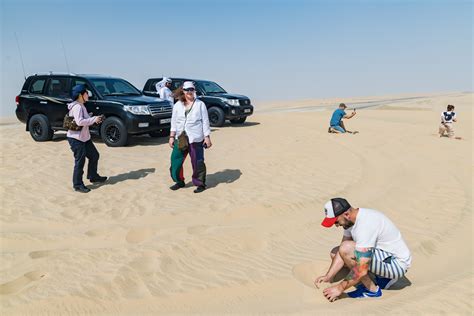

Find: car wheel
149;128;170;137
100;116;128;147
208;107;225;127
230;117;247;124
28;114;54;141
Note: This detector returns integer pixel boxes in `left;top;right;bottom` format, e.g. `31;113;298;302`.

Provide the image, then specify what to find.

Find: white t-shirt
441;111;456;124
343;208;412;269
159;86;174;105
170;99;211;143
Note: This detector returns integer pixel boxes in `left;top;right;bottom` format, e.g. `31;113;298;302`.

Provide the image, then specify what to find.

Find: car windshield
198;81;227;94
90;78;141;96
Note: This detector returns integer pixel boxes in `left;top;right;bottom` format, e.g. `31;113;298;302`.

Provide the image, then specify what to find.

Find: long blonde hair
173;87;186;103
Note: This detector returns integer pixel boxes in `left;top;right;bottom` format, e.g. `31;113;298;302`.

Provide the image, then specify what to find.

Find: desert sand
0;92;472;315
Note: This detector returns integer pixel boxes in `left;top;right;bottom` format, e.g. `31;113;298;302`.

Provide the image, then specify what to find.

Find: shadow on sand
332;268;412;301
89;168;155;189
205;169;242;189
220;121;260;128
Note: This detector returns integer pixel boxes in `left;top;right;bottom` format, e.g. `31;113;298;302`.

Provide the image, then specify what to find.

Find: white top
170;99;211;143
441;111;456;124
159;86;174;105
343;208;412;269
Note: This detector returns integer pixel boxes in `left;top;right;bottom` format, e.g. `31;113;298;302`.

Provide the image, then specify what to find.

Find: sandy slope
0;92;472;315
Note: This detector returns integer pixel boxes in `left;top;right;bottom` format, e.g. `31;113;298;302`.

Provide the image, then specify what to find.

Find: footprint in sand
29;250;53;259
237;233;267;252
125;228;153;244
159;256;179;273
129;256;158;274
187;225;209;235
0;271;46;295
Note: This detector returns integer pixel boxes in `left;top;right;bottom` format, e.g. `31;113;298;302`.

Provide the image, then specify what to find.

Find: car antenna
14;32;27;79
60;37;71;73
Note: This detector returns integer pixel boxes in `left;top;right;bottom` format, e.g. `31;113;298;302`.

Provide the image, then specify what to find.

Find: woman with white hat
169;81;212;193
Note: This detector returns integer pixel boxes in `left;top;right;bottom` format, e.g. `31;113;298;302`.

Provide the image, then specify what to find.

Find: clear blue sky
1;0;472;117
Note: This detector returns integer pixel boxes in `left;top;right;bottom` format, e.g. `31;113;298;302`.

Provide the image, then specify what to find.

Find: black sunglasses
183;88;195;92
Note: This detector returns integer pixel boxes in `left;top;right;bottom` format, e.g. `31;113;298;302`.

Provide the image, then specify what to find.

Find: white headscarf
155;77;172;91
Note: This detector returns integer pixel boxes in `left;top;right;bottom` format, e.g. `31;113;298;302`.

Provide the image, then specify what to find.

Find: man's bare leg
338;240;378;291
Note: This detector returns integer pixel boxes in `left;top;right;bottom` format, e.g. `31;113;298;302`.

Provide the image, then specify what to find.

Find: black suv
143;78;253;127
15;73;172;147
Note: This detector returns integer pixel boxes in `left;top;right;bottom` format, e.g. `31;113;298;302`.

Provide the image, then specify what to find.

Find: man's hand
204;136;212;149
169;137;175;148
314;275;331;289
323;284;344;302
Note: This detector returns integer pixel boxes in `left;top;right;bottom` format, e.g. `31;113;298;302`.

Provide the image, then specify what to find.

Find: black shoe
193;185;206;193
170;182;185;191
89;176;108;183
74;185;91;193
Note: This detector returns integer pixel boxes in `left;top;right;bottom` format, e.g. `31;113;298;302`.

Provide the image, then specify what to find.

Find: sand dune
0;92;472;315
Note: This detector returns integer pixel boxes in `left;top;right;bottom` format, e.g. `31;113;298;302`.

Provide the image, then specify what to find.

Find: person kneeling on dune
439;104;461;140
314;198;412;301
328;103;356;133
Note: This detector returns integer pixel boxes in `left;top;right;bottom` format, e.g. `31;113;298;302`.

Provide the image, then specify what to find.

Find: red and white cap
321;198;351;227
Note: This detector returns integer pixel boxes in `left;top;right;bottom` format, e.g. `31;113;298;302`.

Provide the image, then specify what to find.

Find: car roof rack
33;72;77;76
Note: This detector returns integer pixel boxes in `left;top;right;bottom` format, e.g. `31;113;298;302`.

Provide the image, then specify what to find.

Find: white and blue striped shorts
370;248;407;279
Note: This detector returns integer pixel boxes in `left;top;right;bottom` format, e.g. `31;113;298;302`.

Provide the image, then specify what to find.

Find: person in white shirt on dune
168;81;212;193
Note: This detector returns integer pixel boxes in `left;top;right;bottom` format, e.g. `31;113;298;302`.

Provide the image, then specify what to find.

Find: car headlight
225;99;240;106
124;105;151;115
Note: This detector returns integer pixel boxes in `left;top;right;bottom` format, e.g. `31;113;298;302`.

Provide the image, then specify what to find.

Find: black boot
170;182;185;191
89;175;108;183
74;185;91;193
193;185;206;193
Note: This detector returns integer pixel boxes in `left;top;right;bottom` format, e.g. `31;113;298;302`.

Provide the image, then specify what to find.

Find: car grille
239;99;251;106
148;104;172;116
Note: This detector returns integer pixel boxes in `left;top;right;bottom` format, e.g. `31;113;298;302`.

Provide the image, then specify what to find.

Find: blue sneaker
375;276;398;289
347;285;382;298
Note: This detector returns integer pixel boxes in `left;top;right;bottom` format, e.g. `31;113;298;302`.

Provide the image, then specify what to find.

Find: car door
44;77;72;127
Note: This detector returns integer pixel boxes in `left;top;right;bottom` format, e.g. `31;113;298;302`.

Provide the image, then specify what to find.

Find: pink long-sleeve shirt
66;101;97;142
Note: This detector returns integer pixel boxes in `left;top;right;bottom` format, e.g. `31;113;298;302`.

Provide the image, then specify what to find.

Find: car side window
29;78;46;94
112;81;129;93
46;78;70;99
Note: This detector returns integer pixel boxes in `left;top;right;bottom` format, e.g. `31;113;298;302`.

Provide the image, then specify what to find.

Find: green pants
170;141;206;186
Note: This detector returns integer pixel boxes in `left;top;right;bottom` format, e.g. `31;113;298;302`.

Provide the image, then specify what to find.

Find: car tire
28;114;54;141
230;117;247;124
100;116;128;147
149;128;170;137
208;107;225;127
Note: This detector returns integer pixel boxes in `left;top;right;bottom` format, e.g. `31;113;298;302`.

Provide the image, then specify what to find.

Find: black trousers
67;138;100;188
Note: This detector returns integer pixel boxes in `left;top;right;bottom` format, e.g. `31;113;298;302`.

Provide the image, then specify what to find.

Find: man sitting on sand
439;104;461;139
314;198;412;301
328;103;356;133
